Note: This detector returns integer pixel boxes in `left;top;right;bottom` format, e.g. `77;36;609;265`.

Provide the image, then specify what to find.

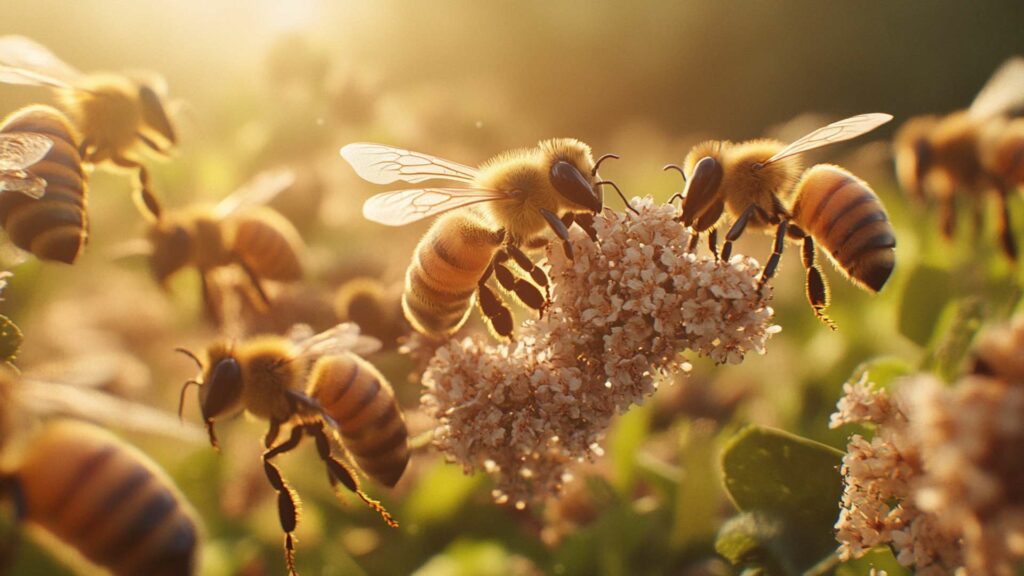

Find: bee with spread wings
342;138;623;338
896;56;1024;261
666;113;896;328
0;35;177;214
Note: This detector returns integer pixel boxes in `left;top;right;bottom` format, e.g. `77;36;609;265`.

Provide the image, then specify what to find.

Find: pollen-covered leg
262;426;305;576
757;219;789;291
306;423;398;528
800;235;837;330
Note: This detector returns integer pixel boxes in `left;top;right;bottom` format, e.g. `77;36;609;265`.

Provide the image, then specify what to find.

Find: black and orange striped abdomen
403;211;502;336
790;164;896;292
0;105;88;264
13;420;199;576
308;353;409;487
231;207;304;281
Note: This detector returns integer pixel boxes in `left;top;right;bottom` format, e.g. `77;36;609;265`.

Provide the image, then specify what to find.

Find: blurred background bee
0;35;176;216
341;139;624;338
0;365;204;576
669;113;895;328
177;323;407;575
0;105;88;264
894;56;1024;261
131;168;304;325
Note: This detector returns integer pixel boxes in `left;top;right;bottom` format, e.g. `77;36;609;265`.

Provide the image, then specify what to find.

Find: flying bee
0;367;204;576
340;139;626;338
134;168;304;324
894;57;1024;260
177;323;408;576
668;113;895;328
0;105;90;264
0;35;176;213
1;420;201;576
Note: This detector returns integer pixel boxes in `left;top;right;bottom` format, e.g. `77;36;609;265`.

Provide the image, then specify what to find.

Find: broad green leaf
720;426;844;573
0;314;22;363
898;265;955;347
670;421;719;548
922;296;985;382
608;402;650;494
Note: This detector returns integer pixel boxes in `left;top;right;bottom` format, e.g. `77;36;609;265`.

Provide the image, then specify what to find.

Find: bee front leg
262;426;305;576
111;154;162;222
540;208;574;260
720;205;757;262
757;219;789;291
707;229;719;260
306;422;398;528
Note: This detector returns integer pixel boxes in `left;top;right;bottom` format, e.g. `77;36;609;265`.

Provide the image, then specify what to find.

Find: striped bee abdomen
403;211;503;336
790;164;896;292
0;105;88;264
308;353;409;487
231;207;304;281
13;420;199;576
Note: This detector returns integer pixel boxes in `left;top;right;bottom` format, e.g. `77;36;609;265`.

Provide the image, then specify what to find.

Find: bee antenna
174;347;204;371
594;180;639;215
591;153;620;177
663;164;687;183
178;379;201;422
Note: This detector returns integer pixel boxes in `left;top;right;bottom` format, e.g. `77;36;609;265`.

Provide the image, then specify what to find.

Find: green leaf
922;296;985;382
0;314;23;363
403;461;483;524
719;426;844;574
715;512;788;576
898;264;956;347
670;421;719;548
608;402;650;494
848;356;915;390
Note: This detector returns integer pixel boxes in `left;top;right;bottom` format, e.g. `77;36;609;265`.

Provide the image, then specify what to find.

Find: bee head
550;160;602;213
176;345;244;449
148;222;191;285
137;83;177;155
894;116;938;199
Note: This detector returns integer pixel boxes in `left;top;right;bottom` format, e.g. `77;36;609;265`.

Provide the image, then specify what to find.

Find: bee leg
995;184;1018;262
799;234;837;330
540;208;574;260
236;259;272;310
707;229;719;260
199;270;224;326
477;280;514;339
494;250;546;316
205;419;220;450
573;212;599;242
687;232;700;252
265;419;282;449
507;243;550;294
721;205;757;262
939;194;957;240
111;154;163;223
307;422;398;528
757;219;789;291
263;426;305;576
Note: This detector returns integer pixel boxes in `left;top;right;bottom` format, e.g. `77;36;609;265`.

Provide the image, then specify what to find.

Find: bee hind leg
306;422;398;528
796;232;836;331
262;426;305;576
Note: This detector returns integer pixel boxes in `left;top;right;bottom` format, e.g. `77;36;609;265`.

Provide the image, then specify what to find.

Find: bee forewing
292;322;383;361
340;143;480;184
0;35;84;89
0;132;53;171
214;167;297;218
363;187;508;226
18;379;207;442
969;57;1024;119
764;113;894;165
0;174;46;199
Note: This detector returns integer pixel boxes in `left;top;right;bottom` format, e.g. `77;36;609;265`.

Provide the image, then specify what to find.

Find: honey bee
136;169;304;324
1;420;201;576
0;105;89;264
334;277;407;350
177;323;408;575
340;139;625;338
668;113;895;328
0;35;176;213
894;57;1024;260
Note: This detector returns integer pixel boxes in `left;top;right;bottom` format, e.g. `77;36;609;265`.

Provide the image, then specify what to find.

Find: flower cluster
834;316;1024;576
422;197;779;506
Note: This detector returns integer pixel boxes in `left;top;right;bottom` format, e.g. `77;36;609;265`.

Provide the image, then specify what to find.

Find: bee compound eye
550;161;601;213
202;358;243;420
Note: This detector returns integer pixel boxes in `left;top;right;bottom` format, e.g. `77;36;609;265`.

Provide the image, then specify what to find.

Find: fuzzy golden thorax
928;111;988;195
474;138;597;247
147;206;231;283
58;74;142;163
980;117;1024;185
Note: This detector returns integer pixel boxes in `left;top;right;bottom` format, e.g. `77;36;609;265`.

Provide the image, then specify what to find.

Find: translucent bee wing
762;113;894;166
214;168;296;218
969;57;1024;119
0;174;46;199
290;322;383;361
341;143;480;184
363;187;508;226
18;379;207;443
0;132;53;171
0;35;84;89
